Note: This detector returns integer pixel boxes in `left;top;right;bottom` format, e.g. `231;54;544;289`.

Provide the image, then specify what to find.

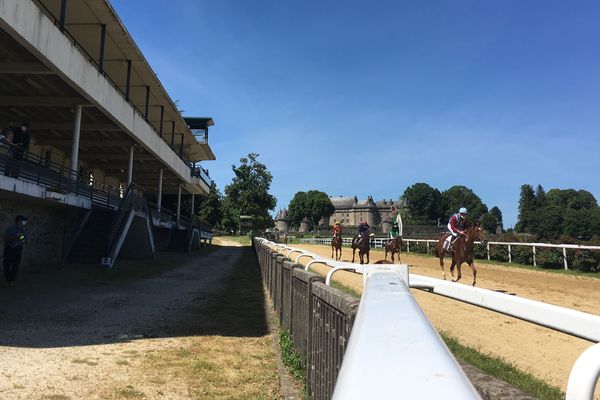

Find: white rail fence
261;238;600;400
299;237;600;270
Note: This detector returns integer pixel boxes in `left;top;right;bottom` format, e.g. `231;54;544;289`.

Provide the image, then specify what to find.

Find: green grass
440;332;564;400
279;327;307;399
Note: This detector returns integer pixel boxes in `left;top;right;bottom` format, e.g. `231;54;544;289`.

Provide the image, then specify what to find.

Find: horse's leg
450;259;457;281
384;247;388;261
366;250;369;264
453;262;463;282
331;245;334;259
352;247;356;263
439;251;447;280
469;261;477;286
397;250;401;264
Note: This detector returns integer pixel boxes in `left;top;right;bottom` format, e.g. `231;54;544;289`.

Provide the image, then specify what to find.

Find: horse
331;235;342;260
384;236;402;263
351;233;370;264
435;223;486;286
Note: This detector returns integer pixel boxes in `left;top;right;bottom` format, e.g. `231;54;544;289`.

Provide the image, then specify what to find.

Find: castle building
329;196;400;233
274;209;290;233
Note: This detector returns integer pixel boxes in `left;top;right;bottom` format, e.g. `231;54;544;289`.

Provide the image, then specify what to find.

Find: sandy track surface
0;243;278;400
293;243;600;397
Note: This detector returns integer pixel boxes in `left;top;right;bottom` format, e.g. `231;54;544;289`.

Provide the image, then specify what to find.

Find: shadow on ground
0;244;269;348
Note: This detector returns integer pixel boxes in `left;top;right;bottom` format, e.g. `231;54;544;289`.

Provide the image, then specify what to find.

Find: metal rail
260;237;600;399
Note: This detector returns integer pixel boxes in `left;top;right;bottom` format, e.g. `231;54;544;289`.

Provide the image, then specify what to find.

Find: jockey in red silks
332;220;343;239
447;207;469;249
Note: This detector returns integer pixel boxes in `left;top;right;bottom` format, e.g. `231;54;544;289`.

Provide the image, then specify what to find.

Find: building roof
275;209;289;221
330;196;357;208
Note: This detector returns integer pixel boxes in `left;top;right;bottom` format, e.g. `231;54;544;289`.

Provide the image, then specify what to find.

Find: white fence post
563;247;569;270
407;241;410;253
533;246;537;267
508;244;512;263
426;241;430;253
486;242;490;261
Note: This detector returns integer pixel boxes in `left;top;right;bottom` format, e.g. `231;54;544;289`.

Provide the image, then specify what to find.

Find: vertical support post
144;86;150;120
487;242;490;260
407;241;410;253
563;247;568;270
59;0;67;32
176;183;182;223
125;60;132;101
157;168;163;213
159;106;164;137
191;194;195;216
171;121;175;148
508;244;512;263
127;144;134;186
533;245;537;267
70;104;83;178
179;134;184;157
98;24;107;74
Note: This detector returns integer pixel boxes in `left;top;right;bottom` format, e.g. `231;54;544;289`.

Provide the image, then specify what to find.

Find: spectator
6;122;29;178
4;215;28;287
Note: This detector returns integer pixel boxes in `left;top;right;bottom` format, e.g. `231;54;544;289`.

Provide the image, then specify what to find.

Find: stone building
329;196;399;233
274;209;290;233
299;216;311;233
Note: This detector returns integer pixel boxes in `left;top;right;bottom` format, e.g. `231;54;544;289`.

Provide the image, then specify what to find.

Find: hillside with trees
516;184;600;239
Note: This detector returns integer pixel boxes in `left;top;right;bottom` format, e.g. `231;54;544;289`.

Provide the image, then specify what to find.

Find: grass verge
279;328;307;399
441;332;564;400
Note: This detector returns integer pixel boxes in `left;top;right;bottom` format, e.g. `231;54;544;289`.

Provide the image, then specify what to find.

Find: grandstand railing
264;238;600;399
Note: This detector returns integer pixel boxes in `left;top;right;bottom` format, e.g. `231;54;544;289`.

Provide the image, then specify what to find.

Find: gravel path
0;240;262;400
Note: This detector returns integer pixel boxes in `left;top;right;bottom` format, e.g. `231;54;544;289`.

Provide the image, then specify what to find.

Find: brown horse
384;237;402;263
436;223;486;286
331;235;342;260
351;234;370;264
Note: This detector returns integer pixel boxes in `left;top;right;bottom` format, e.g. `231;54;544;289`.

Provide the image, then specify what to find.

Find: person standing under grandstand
4;215;28;287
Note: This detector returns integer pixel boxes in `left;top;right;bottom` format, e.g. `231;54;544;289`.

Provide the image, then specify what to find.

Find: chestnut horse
331;235;342;260
351;234;370;264
435;224;486;286
384;237;402;263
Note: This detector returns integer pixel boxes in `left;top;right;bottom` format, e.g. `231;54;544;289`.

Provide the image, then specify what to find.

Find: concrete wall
0;196;87;267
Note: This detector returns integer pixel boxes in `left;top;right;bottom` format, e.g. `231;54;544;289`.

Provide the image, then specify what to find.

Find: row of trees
402;183;503;233
516;184;600;239
196;153;277;233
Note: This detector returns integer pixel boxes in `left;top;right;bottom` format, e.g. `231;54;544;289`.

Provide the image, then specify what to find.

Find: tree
440;186;488;221
481;213;499;234
288;190;334;229
222;153;277;231
287;191;308;228
516;184;537;233
196;181;222;228
535;185;547;207
490;206;503;225
531;204;563;238
403;183;443;224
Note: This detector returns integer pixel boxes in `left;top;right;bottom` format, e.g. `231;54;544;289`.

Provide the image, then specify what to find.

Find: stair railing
104;183;149;265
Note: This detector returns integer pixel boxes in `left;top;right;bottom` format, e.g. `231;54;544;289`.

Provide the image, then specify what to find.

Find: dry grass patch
139;336;279;399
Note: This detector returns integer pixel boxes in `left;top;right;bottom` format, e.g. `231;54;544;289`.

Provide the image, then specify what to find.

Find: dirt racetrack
293;243;600;398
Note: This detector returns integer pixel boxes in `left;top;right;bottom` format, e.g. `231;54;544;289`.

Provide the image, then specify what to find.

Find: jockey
332;220;343;239
447;207;469;249
389;221;401;240
357;221;370;243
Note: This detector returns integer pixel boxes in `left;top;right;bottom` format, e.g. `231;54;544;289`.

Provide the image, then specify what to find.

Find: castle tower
299;216;311;233
274;209;290;233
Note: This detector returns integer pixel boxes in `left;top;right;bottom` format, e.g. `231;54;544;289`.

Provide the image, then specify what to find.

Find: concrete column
190;194;195;217
127;144;134;186
70;104;83;178
176;183;182;223
157;168;163;213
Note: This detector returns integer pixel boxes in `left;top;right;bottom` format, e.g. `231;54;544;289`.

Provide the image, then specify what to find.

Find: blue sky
111;0;600;228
